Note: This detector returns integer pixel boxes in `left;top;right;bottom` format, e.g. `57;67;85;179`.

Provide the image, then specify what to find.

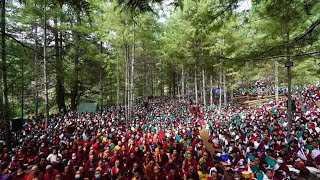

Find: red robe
44;170;58;180
166;172;182;180
148;172;166;180
182;158;198;173
12;172;29;180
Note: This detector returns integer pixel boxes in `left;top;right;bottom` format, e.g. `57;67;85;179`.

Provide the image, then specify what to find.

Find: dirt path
199;125;215;156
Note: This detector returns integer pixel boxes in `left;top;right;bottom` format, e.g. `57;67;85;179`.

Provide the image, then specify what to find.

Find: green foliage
3;0;320;118
292;58;320;84
116;0;161;14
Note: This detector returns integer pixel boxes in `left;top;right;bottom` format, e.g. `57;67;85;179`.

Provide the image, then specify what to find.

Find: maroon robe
148;172;166;180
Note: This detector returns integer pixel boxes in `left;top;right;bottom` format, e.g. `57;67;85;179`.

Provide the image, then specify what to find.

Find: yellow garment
103;151;109;159
102;137;107;143
155;147;160;154
197;170;208;180
199;157;206;164
115;145;121;151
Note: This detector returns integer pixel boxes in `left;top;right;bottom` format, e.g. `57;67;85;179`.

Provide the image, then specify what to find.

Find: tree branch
208;0;238;23
4;32;44;58
221;51;320;61
263;16;320;53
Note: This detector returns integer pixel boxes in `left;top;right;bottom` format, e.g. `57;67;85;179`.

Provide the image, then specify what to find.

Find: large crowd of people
0;82;319;180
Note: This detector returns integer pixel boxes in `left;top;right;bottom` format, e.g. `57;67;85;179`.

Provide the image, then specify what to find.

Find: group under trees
1;0;320;129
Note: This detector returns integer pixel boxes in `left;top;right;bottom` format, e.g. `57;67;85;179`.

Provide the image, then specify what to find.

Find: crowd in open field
0;82;320;180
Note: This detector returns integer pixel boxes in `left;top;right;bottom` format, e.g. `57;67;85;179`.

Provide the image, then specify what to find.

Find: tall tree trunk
143;58;146;98
70;52;79;110
194;68;198;104
231;81;234;104
109;76;112;104
223;70;227;106
200;38;204;105
181;64;185;101
173;68;176;98
200;74;203;102
286;31;293;134
148;63;151;97
186;71;189;101
21;53;24;119
152;66;154;98
10;81;13;116
202;68;206;105
128;64;131;122
129;24;135;127
154;78;156;98
178;84;180;102
218;68;222;113
34;26;39;119
59;24;64;107
70;16;81;110
54;17;66;112
161;82;164;97
43;0;49;127
246;61;249;101
116;56;120;105
219;35;224;111
99;42;103;114
125;43;129;128
210;74;213;107
1;0;9;131
274;59;279;105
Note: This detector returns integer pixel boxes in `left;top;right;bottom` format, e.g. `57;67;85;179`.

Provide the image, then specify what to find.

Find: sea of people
0;82;319;180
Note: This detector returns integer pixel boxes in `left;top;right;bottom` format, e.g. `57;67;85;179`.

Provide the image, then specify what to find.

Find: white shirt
254;141;261;149
297;149;307;161
311;148;320;159
46;153;62;163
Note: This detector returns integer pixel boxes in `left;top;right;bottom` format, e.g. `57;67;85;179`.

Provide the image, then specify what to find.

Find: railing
240;95;286;107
